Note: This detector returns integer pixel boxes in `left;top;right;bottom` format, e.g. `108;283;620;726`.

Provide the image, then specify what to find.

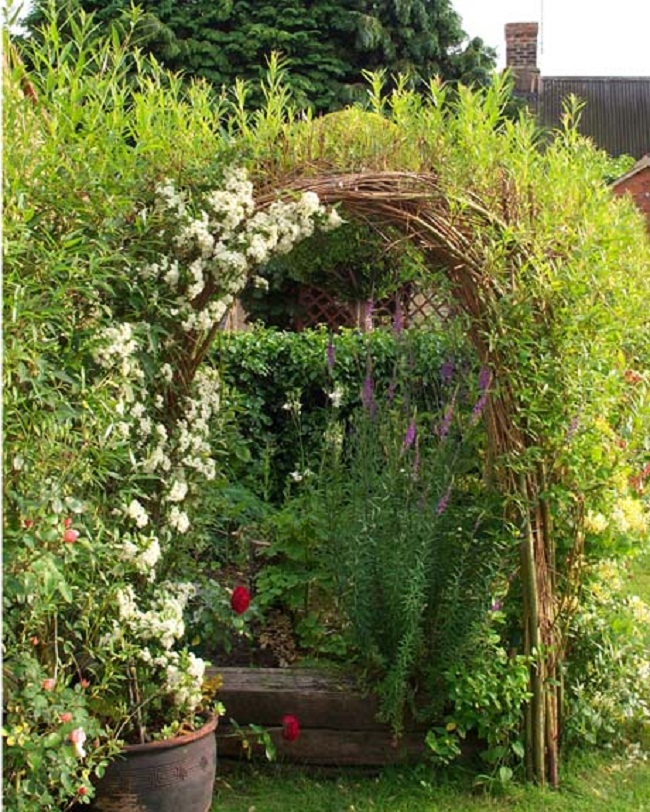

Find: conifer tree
26;0;496;111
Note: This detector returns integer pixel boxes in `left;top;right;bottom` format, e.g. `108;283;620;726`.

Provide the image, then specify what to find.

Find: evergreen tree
26;1;496;110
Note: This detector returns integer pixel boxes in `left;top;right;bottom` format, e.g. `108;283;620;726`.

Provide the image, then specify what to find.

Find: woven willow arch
172;89;648;786
257;169;558;784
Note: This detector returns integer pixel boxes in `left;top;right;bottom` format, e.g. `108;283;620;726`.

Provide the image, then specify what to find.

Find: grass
213;752;650;811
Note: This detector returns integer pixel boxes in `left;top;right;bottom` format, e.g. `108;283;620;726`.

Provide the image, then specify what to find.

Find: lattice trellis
291;284;448;332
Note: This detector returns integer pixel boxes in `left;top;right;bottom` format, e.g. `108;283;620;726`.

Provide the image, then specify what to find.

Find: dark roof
537;76;650;159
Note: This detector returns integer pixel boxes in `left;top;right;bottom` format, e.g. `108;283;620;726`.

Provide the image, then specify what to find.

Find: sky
454;0;650;76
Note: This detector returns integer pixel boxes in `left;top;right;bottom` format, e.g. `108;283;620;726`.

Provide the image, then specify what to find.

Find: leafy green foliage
320;368;514;733
216;326;466;500
563;559;650;751
26;0;496;112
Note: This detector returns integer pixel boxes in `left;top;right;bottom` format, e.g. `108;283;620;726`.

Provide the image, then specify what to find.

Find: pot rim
122;713;219;753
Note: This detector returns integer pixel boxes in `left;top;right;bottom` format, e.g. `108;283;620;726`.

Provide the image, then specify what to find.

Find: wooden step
209;666;428;766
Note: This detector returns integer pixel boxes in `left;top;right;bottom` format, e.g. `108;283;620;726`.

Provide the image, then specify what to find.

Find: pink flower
281;714;300;742
80;678;90;689
42;678;56;692
69;727;87;759
64;517;73;528
230;586;251;615
23;518;34;529
63;528;79;544
30;636;39;646
59;712;73;723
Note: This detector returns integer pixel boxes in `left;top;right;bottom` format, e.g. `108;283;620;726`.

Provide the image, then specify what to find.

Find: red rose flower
281;714;300;742
63;528;79;544
77;786;88;796
230;586;251;615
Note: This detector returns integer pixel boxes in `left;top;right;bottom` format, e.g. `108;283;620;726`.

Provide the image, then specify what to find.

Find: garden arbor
6;23;648;797
235;90;649;786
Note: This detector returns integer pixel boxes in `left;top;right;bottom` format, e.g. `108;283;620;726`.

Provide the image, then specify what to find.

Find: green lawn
213;752;650;812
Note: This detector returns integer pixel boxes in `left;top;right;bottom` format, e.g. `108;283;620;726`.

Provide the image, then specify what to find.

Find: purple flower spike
362;371;377;417
437;395;456;440
478;366;492;392
403;419;416;450
490;600;503;612
436;488;451;515
327;339;336;371
440;360;455;384
470;367;492;426
470;392;488;425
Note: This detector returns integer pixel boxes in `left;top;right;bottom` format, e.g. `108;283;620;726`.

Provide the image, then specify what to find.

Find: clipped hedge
213;325;476;499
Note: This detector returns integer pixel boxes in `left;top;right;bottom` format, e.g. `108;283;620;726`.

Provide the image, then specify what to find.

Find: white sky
454;0;650;76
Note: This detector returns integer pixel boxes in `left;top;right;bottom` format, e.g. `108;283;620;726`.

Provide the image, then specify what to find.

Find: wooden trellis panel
221;284;448;333
293;284;446;332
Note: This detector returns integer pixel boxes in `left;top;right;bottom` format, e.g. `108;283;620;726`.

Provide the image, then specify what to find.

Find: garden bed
210;666;430;766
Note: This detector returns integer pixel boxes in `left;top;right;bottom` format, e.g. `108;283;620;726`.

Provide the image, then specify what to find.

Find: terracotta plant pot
90;715;218;812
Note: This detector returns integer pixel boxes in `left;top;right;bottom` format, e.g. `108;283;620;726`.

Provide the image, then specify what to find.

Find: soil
207;609;299;669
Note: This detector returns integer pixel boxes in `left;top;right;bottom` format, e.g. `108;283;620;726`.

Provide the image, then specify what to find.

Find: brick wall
613;164;650;232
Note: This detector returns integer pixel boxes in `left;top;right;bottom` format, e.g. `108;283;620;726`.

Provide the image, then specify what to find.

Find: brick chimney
504;22;540;94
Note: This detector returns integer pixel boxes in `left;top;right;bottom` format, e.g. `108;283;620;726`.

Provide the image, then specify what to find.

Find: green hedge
213;325;476;499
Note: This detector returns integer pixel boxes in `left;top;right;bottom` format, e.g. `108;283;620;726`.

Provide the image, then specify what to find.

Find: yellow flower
584;510;608;534
611;496;648;536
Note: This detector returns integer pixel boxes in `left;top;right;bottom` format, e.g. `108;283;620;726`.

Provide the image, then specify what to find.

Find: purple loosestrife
436;487;451;515
403;418;416;450
362;371;377;418
437;394;456;440
326;338;336;371
440;360;455;384
470;366;492;425
478;366;492;392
